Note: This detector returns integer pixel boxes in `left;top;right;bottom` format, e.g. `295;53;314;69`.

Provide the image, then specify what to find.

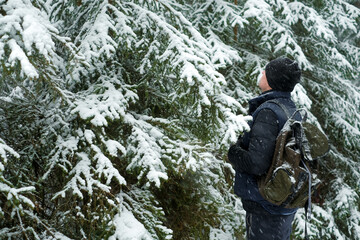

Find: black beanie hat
265;57;301;92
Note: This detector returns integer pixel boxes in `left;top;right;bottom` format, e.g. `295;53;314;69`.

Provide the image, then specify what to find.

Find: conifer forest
1;0;360;239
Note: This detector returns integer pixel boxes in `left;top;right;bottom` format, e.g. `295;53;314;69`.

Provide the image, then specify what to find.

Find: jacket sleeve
228;109;279;176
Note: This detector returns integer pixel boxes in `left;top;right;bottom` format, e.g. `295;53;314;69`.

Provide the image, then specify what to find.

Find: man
228;57;302;240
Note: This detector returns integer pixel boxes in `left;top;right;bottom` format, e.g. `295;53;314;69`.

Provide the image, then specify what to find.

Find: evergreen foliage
0;0;359;239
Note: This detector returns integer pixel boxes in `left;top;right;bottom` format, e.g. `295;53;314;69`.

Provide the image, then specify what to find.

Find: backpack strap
267;99;307;122
253;99;291;132
266;99;292;119
254;98;300;135
303;161;312;240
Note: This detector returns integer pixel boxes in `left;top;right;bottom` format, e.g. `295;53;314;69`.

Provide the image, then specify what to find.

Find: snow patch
109;209;152;240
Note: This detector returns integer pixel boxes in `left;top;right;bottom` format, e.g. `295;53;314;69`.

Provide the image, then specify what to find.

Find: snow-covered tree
0;0;359;239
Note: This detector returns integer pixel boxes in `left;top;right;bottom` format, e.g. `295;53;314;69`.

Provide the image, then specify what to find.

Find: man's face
258;70;272;92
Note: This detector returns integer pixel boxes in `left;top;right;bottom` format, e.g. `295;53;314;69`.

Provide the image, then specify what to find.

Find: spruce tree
0;0;359;239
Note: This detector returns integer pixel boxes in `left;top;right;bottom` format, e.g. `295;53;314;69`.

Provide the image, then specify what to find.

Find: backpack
257;100;329;213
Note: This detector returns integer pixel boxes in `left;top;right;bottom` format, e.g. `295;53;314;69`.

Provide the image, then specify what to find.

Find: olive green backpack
258;100;329;221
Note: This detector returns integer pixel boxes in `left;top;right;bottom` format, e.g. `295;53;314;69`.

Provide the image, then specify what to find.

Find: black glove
236;134;243;147
228;143;246;173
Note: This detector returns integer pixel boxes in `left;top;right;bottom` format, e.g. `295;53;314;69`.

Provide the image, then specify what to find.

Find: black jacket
228;90;298;215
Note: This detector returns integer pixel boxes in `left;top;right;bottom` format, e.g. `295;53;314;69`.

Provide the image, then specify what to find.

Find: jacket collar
248;90;291;115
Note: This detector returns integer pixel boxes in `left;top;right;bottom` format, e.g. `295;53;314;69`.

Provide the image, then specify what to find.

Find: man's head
264;57;301;92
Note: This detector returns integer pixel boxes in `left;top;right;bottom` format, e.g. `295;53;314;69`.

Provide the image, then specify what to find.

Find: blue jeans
246;212;295;240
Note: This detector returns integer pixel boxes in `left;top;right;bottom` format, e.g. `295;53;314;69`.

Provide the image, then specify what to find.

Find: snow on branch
92;144;126;185
126;115;168;188
0;138;35;220
127;1;238;105
291;84;312;110
310;76;360;149
111;189;173;239
327;3;358;34
211;0;248;28
328;47;353;70
6;39;39;79
0;183;35;209
52;145;126;200
0;138;20;171
46;80;133;199
330;179;360;238
71;80;137;127
341;0;360;19
281;1;357;70
191;0;248;32
206;29;242;68
295;205;344;239
285;1;336;43
52;152;106;199
185;0;247;65
272;30;310;69
110;3;137;47
125;112;235;186
0;0;72;79
76;1;117;62
339;42;360;69
124;1;250;136
109;208;153;240
48;127;128;200
332;150;360;187
214;93;252;146
43;135;79;179
49;128;127;200
242;0;312;70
